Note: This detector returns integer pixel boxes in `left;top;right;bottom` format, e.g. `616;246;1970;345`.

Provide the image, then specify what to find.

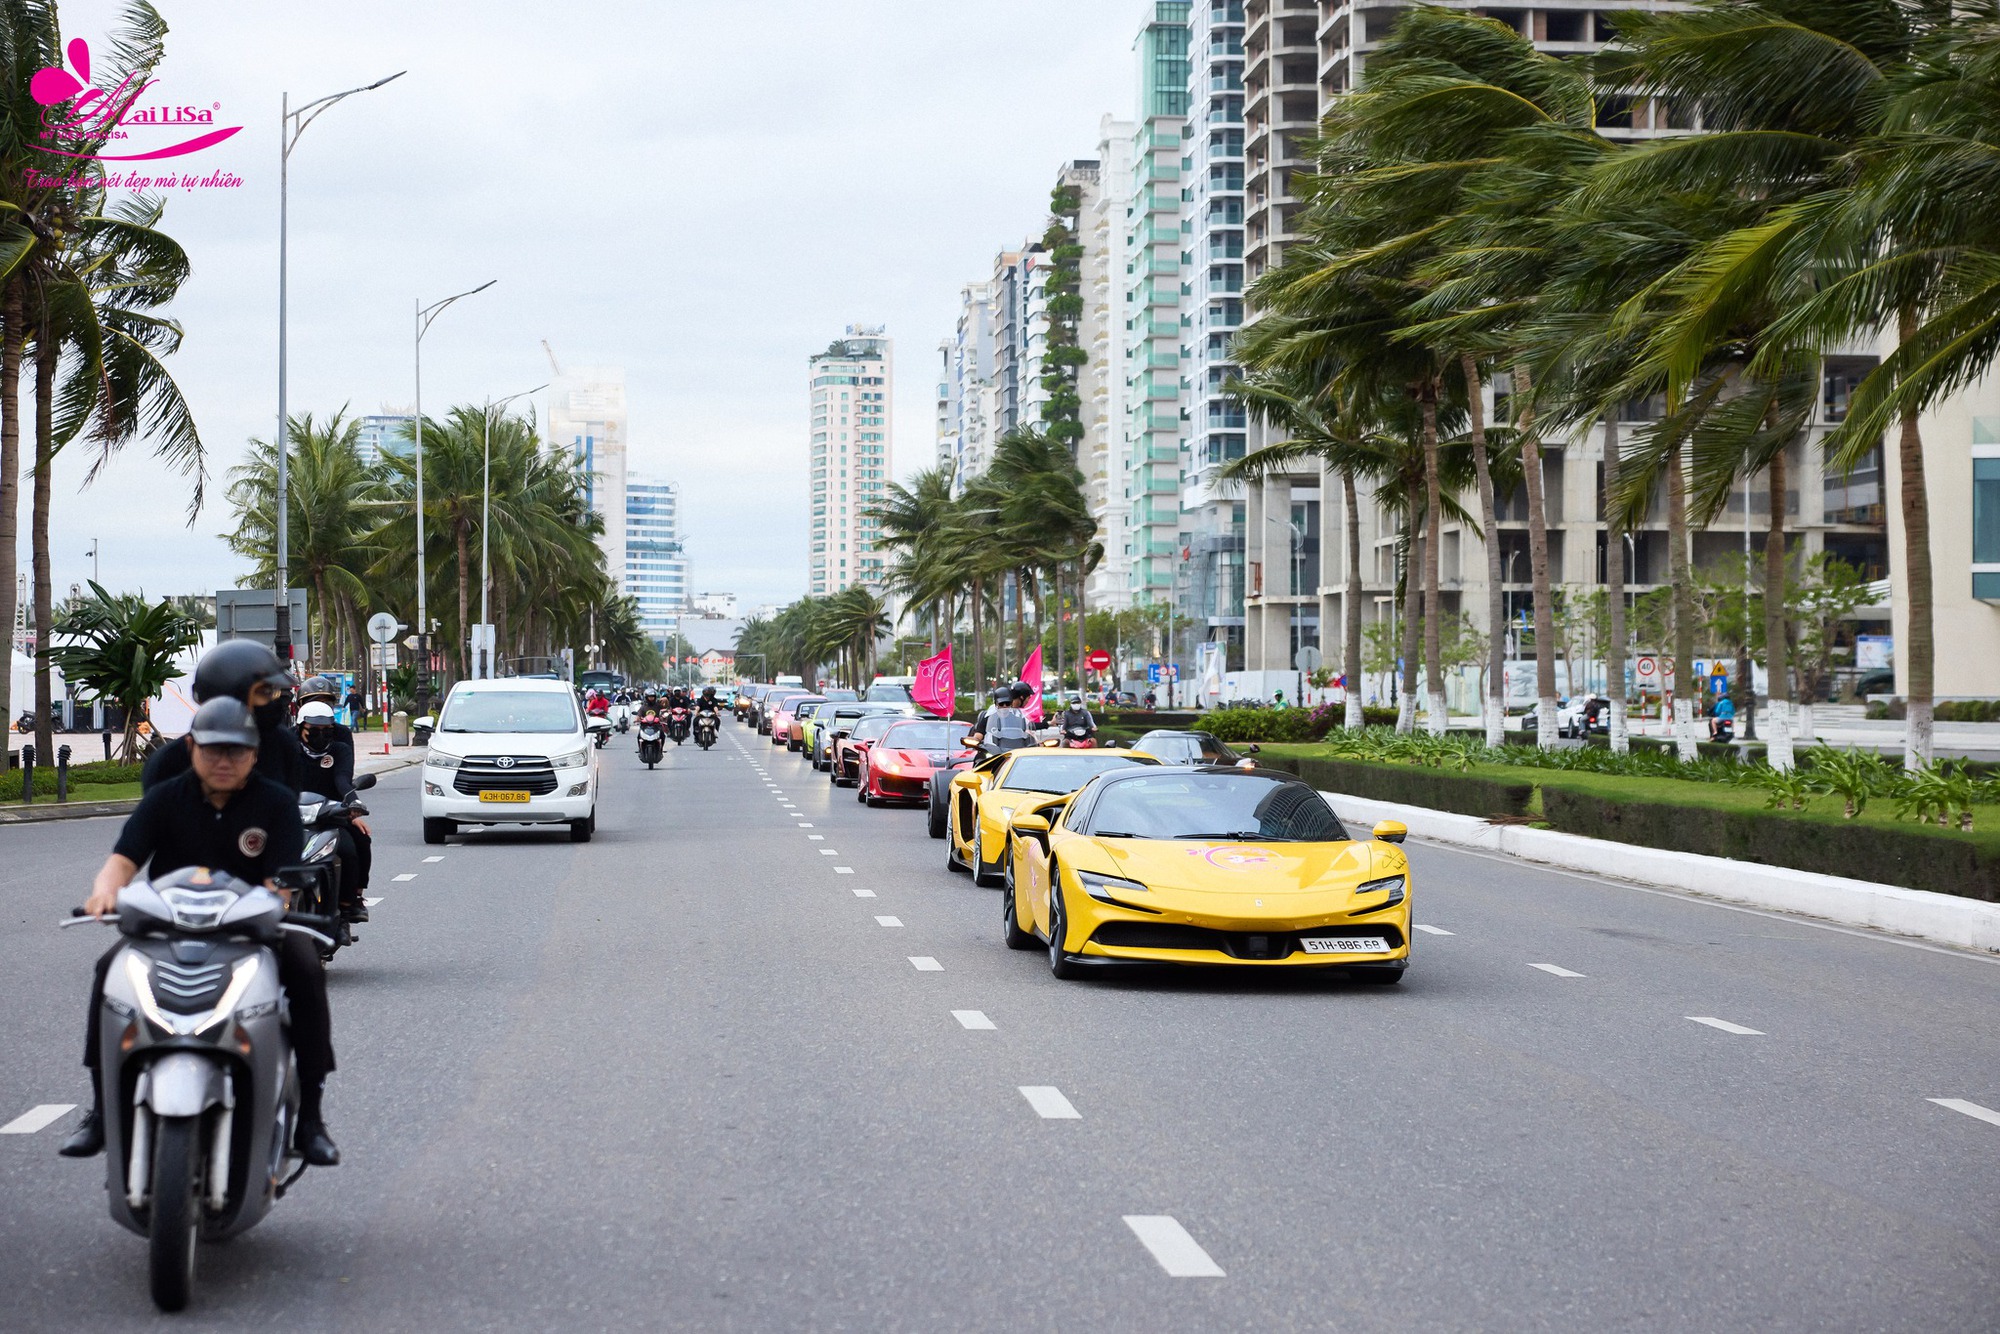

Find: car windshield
865;683;913;702
1084;773;1349;841
880;721;970;751
999;753;1149;794
1140;732;1238;763
850;716;900;742
440;691;579;734
823;689;859;701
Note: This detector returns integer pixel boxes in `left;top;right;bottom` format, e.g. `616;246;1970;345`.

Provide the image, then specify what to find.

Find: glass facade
624;475;686;649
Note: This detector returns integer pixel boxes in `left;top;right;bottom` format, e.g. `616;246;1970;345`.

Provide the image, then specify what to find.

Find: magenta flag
1019;646;1045;724
914;646;956;717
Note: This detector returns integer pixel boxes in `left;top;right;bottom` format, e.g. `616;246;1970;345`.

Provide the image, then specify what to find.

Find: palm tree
45;580;201;760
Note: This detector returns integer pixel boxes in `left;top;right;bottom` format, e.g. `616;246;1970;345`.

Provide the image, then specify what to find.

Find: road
2;714;1997;1330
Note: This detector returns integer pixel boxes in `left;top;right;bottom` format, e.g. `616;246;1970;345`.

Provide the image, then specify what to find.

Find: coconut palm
45;580;201;761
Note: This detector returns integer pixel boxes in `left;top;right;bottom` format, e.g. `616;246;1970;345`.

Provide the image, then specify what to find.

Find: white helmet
297;701;337;726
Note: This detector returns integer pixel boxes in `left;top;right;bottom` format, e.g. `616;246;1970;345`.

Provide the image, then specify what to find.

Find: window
1975;458;2000;564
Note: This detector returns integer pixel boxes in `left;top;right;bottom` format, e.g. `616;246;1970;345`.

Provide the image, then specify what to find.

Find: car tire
1002;855;1036;949
1047;882;1082;979
946;813;969;873
928;786;949;839
971;823;1002;888
569;818;593;843
1353;966;1404;985
422;817;452;845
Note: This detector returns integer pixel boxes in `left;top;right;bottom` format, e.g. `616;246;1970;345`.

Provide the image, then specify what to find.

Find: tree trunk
1668;437;1698;760
1603;418;1629;754
1420;379;1447;735
1463;354;1504;746
0;279;21;771
1074;562;1087;694
1398;527;1421;733
1763;443;1795;770
1513;365;1559;748
1343;468;1363;730
455;521;471;683
1896;308;1934;769
970;578;985;704
32;328;56;760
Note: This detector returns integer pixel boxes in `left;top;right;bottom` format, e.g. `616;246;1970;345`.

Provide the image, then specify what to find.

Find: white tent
9;649;64;719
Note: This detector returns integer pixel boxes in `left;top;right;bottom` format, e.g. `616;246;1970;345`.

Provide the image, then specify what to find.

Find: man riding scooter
297;701;372;923
1055;693;1098;748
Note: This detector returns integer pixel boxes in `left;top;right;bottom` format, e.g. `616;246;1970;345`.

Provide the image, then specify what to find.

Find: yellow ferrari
945;748;1160;885
999;765;1414;983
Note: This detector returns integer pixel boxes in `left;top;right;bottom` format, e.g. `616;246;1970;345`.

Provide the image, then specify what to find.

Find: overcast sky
31;1;1145;613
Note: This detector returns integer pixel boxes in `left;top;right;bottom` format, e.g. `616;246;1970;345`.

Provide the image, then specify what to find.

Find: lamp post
477;383;547;679
275;71;404;666
413;281;497;704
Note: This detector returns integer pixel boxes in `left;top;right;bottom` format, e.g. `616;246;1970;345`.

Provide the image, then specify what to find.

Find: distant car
830;713;907;787
788;699;834;752
944;748;1160;886
853;718;974;807
865;680;914;704
1130;729;1246;766
812;703;904;771
1557;696;1611;739
759;689;810;736
771;695;825;748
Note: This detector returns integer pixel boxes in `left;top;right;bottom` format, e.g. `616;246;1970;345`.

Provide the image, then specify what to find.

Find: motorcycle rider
298;701;372;924
141;641;307;793
1057;693;1098;746
965;683;1034;755
63;696;341;1167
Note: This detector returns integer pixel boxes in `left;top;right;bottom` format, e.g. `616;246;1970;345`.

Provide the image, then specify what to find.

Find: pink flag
1019;646;1044;724
913;646;956;718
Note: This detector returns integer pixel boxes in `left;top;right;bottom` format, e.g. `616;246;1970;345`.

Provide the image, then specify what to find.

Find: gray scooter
65;868;336;1312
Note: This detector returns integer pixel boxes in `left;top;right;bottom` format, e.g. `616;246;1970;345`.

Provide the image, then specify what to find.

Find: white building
623;473;686;648
1086;119;1136;612
808;327;894;595
548;367;629;586
355;411;416;467
691;592;738;618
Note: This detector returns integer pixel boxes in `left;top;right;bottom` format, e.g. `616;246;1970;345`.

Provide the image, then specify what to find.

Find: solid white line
1529;963;1585;978
875;915;903;928
952;1009;994;1029
1415;924;1453;936
1929;1097;2000;1127
1123;1216;1224;1277
422;855;443;863
392;873;417;882
0;1103;75;1135
1019;1086;1079;1119
852;888;877;898
364;896;383;907
1687;1016;1764;1035
909;956;943;971
835;866;855;874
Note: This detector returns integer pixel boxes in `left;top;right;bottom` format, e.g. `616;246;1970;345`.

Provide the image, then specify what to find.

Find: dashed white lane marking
1123;1216;1225;1277
1687;1016;1764;1035
1415;924;1453;936
909;956;943;972
1929;1098;2000;1127
1529;963;1585;978
422;856;444;863
364;896;383;907
852;888;877;898
1;1104;75;1135
392;873;417;882
835;867;854;875
952;1009;994;1029
1019;1086;1079;1119
808;835;824;841
819;849;838;856
797;823;814;828
875;915;903;928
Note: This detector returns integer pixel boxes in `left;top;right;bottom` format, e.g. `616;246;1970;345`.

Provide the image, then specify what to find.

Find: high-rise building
355;411;416;467
808;327;894;596
548;368;629;586
1081;137;1134;611
938;282;998;488
624;474;686;649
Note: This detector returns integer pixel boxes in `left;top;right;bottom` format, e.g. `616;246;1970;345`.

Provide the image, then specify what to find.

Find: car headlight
1352;874;1407;909
1076;870;1150;905
551;749;589;769
428;751;463;770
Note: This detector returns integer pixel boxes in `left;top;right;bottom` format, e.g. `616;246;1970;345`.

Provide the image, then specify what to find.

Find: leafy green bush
0;760;143;801
1200;708;1325;743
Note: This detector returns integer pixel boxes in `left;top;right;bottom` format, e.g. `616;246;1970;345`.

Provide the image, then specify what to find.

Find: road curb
1321;790;2000;955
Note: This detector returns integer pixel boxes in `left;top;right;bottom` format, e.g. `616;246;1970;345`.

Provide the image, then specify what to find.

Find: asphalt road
2;717;1997;1330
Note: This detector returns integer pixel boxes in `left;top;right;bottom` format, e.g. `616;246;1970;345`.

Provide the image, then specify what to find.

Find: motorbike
1059;720;1098;749
613;707;630;735
668;707;691;746
693;709;719;750
64;868;338;1312
638;717;665;769
294;773;376;959
1709;716;1735;744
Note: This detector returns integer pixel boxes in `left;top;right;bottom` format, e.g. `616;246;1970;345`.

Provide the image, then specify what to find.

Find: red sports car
853;718;974;806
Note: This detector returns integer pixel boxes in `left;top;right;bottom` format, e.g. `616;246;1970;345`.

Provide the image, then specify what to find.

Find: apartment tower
807;327;894;596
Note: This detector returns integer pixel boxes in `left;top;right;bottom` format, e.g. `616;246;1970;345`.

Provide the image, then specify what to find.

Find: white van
420;678;604;844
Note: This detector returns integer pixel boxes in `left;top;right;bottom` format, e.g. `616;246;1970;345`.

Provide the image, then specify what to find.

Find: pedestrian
344;685;364;731
1272;689;1289;711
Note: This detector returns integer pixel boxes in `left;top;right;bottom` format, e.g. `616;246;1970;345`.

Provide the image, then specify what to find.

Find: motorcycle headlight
297;798;326;824
1352;875;1407;909
1076;870;1151;905
126;953;263;1037
427;751;463;770
551;749;589;769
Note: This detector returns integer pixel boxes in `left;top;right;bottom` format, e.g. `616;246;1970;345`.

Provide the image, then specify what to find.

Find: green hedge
1867;699;2000;722
0;760;145;801
1540;785;2000;902
1257;755;1534;819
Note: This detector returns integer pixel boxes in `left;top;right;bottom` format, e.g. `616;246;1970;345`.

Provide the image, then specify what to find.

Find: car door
1009;794;1065;924
949;755;1008;854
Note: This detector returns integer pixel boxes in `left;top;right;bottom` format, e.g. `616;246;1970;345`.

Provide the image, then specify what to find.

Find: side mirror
587;718;612;733
352;772;377;791
1009;812;1051;842
1372;820;1408;845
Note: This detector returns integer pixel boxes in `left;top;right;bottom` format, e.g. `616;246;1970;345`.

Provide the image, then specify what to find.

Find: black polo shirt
142;720;308;796
298;740;355;801
113;769;306;885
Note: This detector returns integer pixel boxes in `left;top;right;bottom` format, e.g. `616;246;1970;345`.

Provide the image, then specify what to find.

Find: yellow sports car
945;748;1160;885
999;765;1414;983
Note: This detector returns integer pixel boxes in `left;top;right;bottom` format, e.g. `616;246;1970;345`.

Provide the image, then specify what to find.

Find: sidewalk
0;741;426;824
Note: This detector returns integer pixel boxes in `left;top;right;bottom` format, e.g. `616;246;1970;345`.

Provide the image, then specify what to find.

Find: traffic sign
367;612;405;645
1636;655;1659;684
1295;645;1323;674
1085;648;1112;672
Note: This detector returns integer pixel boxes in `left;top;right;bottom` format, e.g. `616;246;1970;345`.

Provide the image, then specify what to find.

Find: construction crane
541;339;562;378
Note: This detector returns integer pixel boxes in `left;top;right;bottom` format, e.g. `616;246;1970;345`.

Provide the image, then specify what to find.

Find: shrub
0;759;143;801
1201;708;1326;743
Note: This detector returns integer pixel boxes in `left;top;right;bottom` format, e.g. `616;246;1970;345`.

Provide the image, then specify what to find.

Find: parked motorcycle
64;869;338;1312
294;773;376;959
638;718;665;769
694;710;718;750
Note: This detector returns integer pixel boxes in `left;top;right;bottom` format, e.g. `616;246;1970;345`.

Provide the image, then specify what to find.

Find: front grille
1090;922;1405;958
878;775;927;796
152;960;228;1012
453;756;558;796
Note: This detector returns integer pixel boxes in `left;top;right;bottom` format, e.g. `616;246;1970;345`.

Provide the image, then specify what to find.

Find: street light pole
478;383;547;679
275;71;404;667
413;281;497;701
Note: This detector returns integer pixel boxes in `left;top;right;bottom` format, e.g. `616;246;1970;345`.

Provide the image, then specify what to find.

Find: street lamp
413;280;497;701
477;383;547;679
274;70;404;666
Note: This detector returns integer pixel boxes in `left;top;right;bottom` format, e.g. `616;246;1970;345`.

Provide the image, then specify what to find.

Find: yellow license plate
479;790;531;804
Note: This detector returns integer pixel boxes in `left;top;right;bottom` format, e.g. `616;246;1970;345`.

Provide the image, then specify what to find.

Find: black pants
85;933;335;1093
338;824;372;903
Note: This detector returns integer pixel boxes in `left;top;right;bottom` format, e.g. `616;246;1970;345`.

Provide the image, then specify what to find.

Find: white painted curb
1321;790;2000;955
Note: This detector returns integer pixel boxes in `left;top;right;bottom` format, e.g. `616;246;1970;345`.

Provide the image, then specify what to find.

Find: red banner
1019;646;1044;724
913;646;956;718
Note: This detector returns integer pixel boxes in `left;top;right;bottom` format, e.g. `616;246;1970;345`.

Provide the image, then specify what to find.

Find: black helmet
297;674;339;704
1010;681;1033;703
192;640;297;704
990;688;1011;707
188;696;260;749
